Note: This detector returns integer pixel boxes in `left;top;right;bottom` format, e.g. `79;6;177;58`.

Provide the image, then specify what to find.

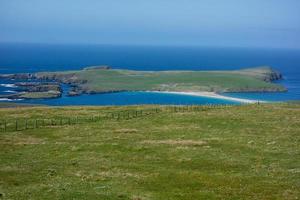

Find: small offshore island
0;66;286;102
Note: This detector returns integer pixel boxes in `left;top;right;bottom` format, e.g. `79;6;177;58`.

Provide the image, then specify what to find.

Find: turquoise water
0;43;299;105
12;91;239;106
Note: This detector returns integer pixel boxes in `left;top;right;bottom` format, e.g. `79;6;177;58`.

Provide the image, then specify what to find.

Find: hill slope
0;66;287;99
0;103;299;199
35;66;286;96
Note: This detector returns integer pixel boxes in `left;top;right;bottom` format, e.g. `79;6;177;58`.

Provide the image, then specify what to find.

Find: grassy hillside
0;103;299;199
35;66;286;95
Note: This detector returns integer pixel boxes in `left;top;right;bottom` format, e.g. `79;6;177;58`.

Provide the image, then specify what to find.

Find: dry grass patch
114;128;138;134
141;139;207;146
73;170;147;182
151;125;195;132
0;135;45;145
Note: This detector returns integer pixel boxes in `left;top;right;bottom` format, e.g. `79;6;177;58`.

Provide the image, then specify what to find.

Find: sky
0;0;299;49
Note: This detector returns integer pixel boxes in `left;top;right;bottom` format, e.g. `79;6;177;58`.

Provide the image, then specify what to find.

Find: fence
0;104;235;132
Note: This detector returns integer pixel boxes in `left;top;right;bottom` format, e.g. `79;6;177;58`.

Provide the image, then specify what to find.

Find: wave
0;84;18;88
3;90;17;93
0;98;23;101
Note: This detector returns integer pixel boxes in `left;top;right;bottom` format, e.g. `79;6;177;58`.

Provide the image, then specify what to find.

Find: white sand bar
149;91;264;104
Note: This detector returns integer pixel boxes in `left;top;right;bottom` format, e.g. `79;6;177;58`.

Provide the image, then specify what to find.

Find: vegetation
0;102;42;108
18;91;61;99
34;66;286;96
0;103;299;199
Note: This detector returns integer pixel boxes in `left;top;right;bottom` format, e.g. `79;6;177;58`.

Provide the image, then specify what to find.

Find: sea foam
0;98;23;101
0;84;18;88
4;90;17;93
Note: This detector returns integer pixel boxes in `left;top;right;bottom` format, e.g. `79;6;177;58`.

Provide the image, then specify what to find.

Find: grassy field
35;66;286;94
0;103;299;199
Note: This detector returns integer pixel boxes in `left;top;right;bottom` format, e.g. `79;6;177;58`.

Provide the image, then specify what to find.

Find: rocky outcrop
0;82;62;100
237;66;284;82
0;73;35;80
14;82;62;92
67;87;83;96
262;68;283;82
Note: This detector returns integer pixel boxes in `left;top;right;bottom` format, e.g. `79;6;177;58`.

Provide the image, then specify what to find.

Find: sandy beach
149;91;263;104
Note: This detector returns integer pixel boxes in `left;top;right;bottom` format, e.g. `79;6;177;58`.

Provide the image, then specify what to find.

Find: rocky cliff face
262;69;283;82
236;66;284;82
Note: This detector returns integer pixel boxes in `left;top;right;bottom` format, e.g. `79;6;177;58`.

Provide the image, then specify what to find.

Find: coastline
148;91;264;104
0;66;286;102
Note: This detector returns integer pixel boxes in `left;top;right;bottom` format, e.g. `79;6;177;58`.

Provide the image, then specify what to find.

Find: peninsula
0;66;286;100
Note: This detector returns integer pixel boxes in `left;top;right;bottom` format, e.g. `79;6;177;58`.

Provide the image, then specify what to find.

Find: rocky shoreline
0;81;62;100
0;66;287;100
0;66;112;99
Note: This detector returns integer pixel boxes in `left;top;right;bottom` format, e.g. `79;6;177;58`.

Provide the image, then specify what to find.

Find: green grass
0;102;42;108
19;91;61;99
35;66;286;93
0;103;299;199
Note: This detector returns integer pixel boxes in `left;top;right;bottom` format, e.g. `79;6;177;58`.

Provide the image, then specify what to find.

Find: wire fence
0;104;235;132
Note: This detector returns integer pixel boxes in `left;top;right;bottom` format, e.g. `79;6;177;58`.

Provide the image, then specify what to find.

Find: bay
0;43;299;105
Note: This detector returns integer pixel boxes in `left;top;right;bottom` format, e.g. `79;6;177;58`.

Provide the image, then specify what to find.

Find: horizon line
1;41;300;51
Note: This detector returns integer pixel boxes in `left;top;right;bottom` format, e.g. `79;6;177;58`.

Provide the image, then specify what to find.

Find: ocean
0;43;299;105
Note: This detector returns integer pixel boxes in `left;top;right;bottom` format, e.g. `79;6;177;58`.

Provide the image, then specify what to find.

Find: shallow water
12;91;240;106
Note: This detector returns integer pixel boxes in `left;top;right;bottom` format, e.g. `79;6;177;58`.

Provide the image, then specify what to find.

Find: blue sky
0;0;299;49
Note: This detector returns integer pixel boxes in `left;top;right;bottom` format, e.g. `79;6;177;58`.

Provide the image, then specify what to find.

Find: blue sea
0;43;299;105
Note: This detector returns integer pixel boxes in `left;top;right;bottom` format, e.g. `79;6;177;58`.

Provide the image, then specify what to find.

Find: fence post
25;119;28;129
15;120;18;131
130;110;133;118
35;119;37;129
4;120;7;132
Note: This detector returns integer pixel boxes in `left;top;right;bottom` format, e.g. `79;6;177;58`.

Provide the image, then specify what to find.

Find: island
0;82;62;100
0;66;286;100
